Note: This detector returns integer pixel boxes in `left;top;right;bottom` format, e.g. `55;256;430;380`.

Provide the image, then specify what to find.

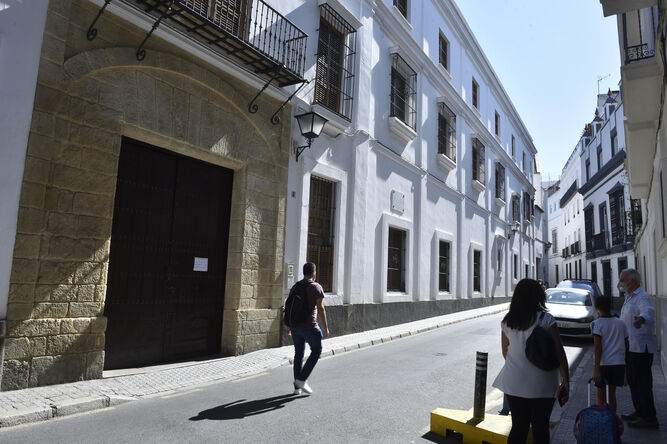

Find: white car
545;288;596;337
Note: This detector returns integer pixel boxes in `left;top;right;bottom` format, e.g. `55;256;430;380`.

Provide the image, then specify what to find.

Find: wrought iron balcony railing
622;7;658;65
592;231;608;251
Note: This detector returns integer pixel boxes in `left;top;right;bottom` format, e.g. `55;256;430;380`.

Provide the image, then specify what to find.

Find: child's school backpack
573;379;623;444
283;280;312;327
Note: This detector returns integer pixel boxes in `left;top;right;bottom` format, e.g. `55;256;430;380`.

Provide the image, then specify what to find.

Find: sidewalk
552;347;667;443
0;303;509;428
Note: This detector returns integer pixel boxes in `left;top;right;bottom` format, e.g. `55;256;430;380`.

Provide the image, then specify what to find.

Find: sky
454;0;622;182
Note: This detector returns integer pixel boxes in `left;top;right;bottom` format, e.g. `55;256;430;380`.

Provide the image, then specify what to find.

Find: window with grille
472;78;479;109
552;230;558;254
523;192;531;221
609;189;625;246
497;246;503;272
394;0;407;18
307;176;336;292
472;137;485;184
495;162;505;200
494;111;500;136
390;54;417;130
473;250;481;292
438;241;450;292
314;5;356;120
210;0;252;38
512;195;520;222
439;32;449;70
438;102;456;161
387;227;406;292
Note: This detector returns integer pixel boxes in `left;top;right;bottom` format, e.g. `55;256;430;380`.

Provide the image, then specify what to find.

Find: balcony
592;231;609;251
118;0;307;87
600;0;657;17
620;6;663;197
570;241;580;255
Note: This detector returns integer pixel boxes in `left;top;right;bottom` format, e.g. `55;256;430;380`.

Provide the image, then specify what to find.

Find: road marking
0;407;116;432
232;372;269;383
161;388;202;399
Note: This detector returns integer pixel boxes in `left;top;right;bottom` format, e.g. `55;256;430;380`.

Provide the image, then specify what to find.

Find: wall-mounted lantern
294;111;328;161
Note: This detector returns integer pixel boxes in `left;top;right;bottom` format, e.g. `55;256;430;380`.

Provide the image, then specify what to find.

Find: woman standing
492;279;569;443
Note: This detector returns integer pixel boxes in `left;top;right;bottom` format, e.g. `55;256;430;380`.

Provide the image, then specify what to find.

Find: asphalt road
0;312;591;444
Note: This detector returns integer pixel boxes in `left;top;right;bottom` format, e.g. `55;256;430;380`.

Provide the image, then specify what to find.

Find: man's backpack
283;280;312;327
525;312;560;371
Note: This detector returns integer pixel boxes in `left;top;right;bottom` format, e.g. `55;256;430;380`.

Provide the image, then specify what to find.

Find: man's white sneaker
295;379;313;394
293;382;302;395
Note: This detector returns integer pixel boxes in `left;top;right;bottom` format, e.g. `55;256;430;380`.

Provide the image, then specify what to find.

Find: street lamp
294;111;327;161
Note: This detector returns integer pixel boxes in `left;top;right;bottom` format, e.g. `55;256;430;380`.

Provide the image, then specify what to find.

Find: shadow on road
189;393;306;421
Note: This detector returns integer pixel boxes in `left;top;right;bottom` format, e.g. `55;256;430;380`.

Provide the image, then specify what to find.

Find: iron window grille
495;162;505;200
438;102;456;161
314;4;356;120
512;194;520;222
472;137;485;184
439;32;449;71
438;241;450;292
609;189;626;246
394;0;408;19
306;176;336;292
472;78;479;109
390;53;417;130
473;250;481;292
387;227;406;292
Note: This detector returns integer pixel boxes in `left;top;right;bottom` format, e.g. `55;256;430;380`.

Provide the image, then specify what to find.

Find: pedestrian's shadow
189;393;305;421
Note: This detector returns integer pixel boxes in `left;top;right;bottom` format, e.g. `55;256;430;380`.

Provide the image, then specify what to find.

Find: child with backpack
591;296;629;412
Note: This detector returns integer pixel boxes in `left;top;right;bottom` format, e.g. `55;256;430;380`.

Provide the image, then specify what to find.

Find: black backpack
525;312;560;371
283;280;312;327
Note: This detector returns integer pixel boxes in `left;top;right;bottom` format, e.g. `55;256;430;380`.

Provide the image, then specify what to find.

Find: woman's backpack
525;312;560;371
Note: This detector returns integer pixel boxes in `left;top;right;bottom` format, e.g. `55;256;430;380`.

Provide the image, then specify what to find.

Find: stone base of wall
280;298;511;345
1;316;106;391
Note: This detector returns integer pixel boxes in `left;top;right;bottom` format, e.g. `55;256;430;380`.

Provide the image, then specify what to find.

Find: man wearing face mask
618;268;658;428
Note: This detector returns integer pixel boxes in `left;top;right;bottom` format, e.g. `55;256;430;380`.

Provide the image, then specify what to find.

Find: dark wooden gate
104;139;233;369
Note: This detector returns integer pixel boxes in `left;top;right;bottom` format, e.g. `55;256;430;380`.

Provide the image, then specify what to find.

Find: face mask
617;282;627;293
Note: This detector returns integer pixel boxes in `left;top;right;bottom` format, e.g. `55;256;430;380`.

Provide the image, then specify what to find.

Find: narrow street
1;313;590;443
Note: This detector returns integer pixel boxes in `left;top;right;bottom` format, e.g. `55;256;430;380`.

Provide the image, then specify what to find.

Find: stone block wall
2;0;291;389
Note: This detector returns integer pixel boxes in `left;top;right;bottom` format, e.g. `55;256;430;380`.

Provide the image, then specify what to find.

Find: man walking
288;262;329;395
618;268;658;428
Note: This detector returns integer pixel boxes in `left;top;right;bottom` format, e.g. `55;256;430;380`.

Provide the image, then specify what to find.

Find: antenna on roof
597;74;611;95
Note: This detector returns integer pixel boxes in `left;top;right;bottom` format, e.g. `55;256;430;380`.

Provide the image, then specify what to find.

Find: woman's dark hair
503;278;547;330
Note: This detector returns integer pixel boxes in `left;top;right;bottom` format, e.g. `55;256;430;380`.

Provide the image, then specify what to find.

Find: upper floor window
511;194;520;222
522;152;526;175
390;53;417;130
495;162;505;201
523;192;531;221
394;0;408;19
585;158;590;181
314;5;357;120
472;137;485;184
597;145;603;170
611;131;618;157
472;78;479;110
551;229;558;253
511;135;515;159
439;32;449;71
438;102;456;161
494;111;500;137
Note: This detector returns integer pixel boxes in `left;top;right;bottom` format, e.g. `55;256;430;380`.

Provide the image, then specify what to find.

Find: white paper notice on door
193;257;208;272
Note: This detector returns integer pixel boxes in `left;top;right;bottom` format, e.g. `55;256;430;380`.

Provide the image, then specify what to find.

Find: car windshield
547;290;591;306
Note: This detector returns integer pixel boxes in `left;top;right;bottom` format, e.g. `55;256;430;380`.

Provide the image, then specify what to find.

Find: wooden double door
104;139;233;369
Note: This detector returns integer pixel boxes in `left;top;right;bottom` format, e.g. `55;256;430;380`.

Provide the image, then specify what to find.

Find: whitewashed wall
0;0;49;319
283;0;540;308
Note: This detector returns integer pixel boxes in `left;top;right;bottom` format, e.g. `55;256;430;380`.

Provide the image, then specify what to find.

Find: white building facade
546;180;564;286
283;0;543;334
579;91;637;300
601;0;667;368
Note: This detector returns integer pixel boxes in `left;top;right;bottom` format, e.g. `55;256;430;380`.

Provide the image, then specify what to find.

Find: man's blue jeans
291;327;323;382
